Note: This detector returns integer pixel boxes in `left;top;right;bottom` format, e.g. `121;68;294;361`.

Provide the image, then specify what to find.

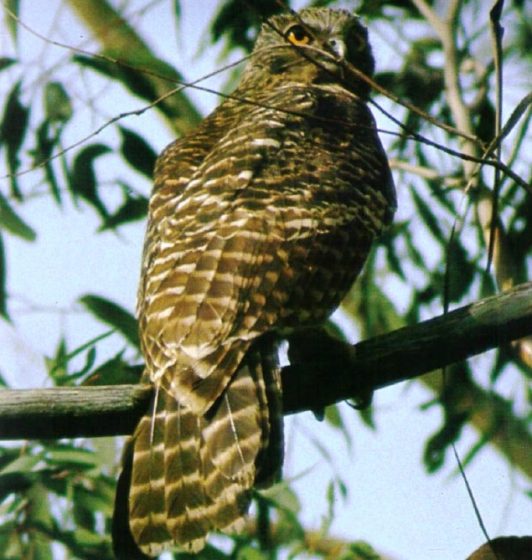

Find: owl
113;7;396;558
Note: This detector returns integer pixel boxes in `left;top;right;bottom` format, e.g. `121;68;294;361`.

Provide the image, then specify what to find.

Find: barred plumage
113;7;396;557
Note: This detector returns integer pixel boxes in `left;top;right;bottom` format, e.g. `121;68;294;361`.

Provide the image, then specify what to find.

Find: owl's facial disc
251;9;374;95
278;20;352;84
283;22;347;65
265;33;345;84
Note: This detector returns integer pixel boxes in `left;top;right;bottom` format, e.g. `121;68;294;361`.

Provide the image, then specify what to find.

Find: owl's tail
112;338;283;558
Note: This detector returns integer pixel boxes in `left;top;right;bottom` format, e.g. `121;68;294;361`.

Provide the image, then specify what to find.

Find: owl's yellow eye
285;25;312;46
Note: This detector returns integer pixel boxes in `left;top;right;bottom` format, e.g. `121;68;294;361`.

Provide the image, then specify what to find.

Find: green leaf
4;0;19;44
0;368;9;387
73;54;158;105
0;520;23;558
322;479;336;533
0;472;35;500
354;275;402;337
444;239;476;303
99;189;148;231
68;526;104;547
44;82;72;123
324;405;353;450
45;337;68;379
411;187;446;245
404;223;428;271
46;331;113;381
424;412;468;473
381;226;407;280
0;58;16;72
51;345;97;386
68;143;111;218
236;546;268;560
38;471;68;497
260;481;301;515
33;120;61;203
175;544;229;559
45;447;98;470
324;404;342;429
119;126;156;178
72;54;116;79
0;81;30;198
0;446;29;470
357;405;376;430
73;346;97;378
173;0;181;21
0;191;36;241
80;295;139;348
83;351;143;385
0;452;42;476
26;483;54;560
210;0;283;53
73;478;114;517
340;541;381;560
423;363;471;473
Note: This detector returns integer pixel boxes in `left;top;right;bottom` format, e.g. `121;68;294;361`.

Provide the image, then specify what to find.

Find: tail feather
112;438;151;560
251;337;283;487
202;368;262;481
129;390;173;556
201;364;263;533
163;396;211;551
114;338;283;557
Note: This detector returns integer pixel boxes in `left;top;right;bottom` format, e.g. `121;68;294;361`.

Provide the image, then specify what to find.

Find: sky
0;1;530;559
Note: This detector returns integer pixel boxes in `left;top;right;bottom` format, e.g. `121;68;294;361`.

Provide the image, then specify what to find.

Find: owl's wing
139;85;392;415
137;109;236;314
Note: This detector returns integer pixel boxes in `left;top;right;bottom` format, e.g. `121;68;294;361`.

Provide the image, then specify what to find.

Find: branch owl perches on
112;8;396;558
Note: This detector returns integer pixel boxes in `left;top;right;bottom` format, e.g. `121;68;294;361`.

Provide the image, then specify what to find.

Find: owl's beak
327;37;347;59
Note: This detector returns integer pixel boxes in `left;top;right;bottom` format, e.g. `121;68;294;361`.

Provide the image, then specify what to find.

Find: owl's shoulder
152;100;238;190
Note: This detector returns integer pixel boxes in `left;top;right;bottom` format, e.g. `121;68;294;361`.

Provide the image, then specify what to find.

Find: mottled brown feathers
113;7;395;558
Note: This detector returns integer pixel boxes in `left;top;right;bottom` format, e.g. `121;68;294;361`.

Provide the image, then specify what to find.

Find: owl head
248;8;375;97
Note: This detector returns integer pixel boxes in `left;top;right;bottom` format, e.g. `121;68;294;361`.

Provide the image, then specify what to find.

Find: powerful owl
113;7;396;558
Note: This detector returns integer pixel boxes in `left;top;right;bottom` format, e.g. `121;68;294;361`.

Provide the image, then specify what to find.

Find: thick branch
0;282;530;441
283;281;531;413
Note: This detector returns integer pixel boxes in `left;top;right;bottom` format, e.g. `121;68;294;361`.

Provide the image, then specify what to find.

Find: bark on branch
1;282;530;454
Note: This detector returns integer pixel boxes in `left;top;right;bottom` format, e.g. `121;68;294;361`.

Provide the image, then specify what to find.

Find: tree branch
284;280;531;413
285;282;532;481
0;281;530;439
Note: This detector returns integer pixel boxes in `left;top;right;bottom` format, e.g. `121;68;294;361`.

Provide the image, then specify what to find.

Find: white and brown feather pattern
113;7;396;558
123;341;282;556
